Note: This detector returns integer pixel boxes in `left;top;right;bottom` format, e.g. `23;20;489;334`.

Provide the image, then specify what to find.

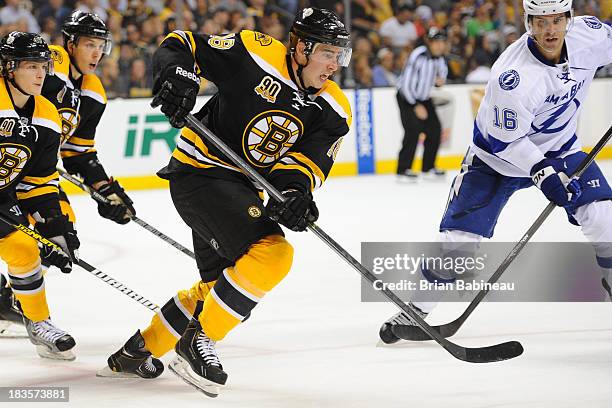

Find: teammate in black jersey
0;32;79;360
0;12;136;334
101;8;352;396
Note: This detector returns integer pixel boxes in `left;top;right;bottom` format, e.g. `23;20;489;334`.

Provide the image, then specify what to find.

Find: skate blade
168;355;222;398
96;365;143;378
36;345;76;361
0;321;28;338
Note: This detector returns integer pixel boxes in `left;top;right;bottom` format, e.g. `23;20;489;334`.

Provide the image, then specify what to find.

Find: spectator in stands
0;0;40;34
354;54;374;87
351;0;380;37
379;4;417;51
123;0;154;27
40;16;58;44
37;0;72;29
128;57;152;97
372;48;398;87
99;58;123;99
465;51;492;84
211;5;232;33
76;0;108;22
465;3;495;38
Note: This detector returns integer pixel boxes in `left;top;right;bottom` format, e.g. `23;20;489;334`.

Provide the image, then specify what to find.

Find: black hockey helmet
62;10;112;55
0;31;53;77
289;7;352;67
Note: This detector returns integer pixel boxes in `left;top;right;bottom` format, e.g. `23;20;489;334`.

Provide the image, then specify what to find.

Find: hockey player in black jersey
48;11;135;225
0;32;80;359
101;8;352;396
0;11;137;334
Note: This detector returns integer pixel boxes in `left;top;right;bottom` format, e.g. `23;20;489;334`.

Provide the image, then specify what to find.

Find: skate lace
142;356;156;373
33;320;67;344
196;332;221;367
389;312;414;326
388;306;426;326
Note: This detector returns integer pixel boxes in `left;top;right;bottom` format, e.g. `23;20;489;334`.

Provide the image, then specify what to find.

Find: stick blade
392;322;460;341
460;341;524;363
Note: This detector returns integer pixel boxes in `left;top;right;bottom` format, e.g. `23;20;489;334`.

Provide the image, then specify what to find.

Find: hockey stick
57;167;196;260
394;124;612;341
0;212;160;313
182;113;523;363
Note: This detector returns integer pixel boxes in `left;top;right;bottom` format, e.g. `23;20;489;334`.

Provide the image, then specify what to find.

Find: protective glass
526;13;572;37
310;43;352;67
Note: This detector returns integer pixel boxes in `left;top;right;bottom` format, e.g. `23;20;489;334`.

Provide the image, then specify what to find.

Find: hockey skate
169;318;227;398
397;170;419;183
0;275;26;338
97;330;164;378
25;318;76;360
378;303;428;344
421;168;447;181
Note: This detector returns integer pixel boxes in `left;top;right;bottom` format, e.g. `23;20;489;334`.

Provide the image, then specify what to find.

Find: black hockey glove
530;159;582;208
266;189;319;232
36;214;80;274
150;65;200;128
96;179;135;225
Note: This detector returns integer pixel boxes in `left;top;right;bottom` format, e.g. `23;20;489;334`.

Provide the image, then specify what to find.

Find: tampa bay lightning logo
499;69;520;91
583;17;602;29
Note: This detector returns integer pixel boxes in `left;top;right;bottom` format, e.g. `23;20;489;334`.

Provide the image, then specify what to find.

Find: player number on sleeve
492;105;517;131
207;34;235;50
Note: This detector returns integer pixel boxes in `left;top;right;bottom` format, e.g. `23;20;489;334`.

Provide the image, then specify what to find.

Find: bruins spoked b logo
242;110;303;167
0;143;31;189
58;108;80;142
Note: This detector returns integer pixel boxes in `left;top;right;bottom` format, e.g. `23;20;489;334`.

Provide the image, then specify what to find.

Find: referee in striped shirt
396;27;448;181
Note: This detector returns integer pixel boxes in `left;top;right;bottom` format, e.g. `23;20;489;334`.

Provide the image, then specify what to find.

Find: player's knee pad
0;231;40;274
201;235;293;341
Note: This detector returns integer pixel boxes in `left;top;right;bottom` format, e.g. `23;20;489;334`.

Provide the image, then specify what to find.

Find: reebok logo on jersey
499;69;520;91
175;67;201;85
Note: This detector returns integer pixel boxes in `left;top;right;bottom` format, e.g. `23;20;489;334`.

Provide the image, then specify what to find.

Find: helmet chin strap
5;66;33;97
290;53;320;95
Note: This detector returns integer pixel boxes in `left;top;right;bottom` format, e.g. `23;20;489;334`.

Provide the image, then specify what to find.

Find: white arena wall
63;78;612;193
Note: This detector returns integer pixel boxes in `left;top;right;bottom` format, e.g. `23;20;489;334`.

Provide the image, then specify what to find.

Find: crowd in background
0;0;609;98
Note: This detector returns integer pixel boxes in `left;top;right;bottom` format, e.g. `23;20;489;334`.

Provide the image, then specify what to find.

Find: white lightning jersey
471;16;612;177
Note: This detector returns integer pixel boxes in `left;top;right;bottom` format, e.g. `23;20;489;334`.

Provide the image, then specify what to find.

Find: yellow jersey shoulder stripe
82;74;107;104
49;45;71;85
0;79;17;115
319;81;352;128
240;31;295;88
33;96;61;134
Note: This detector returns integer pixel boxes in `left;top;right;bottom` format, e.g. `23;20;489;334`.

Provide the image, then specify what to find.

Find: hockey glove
96;179;135;225
36;215;80;274
150;65;200;128
266;189;319;232
530;159;582;207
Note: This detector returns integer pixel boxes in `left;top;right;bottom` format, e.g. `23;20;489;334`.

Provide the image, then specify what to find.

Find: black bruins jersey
42;45;109;185
156;30;352;194
0;79;63;216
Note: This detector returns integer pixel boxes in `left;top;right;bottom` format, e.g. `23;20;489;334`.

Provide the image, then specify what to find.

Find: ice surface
2;163;611;407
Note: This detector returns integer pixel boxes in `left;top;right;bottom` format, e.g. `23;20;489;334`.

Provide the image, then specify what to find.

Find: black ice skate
25;317;76;360
379;303;428;344
169;317;227;398
97;330;164;378
0;274;26;338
